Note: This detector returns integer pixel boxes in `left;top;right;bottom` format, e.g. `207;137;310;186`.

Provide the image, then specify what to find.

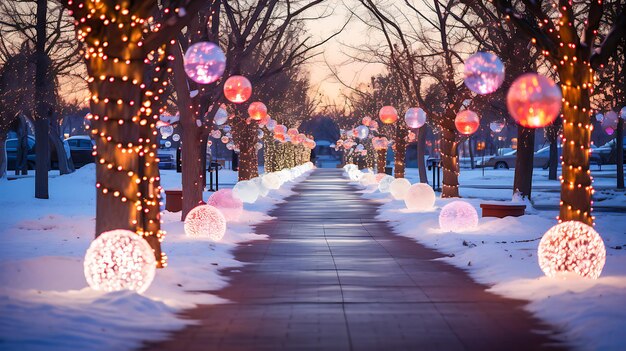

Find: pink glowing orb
362;116;372;126
207;189;244;222
405;108;427;128
184;205;227;241
507;73;562;128
538;221;606;279
183;42;226;84
602;111;618;135
464;52;505;95
404;183;436;211
274;124;287;135
369;120;379;131
389;178;411;200
455;110;480;135
375;173;387;183
248;101;267;121
287;128;299;137
223;75;252;103
439;201;478;232
379;106;398;124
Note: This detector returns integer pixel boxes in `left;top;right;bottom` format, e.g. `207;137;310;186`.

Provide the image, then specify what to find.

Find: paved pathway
145;169;563;350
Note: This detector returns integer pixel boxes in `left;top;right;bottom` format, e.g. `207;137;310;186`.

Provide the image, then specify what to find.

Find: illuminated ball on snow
375;173;387;183
360;173;377;186
183;42;226;84
378;174;395;193
404;183;436;211
84;229;156;294
405;108;426;129
214;107;228;125
355;125;369;139
463;52;505;95
184;205;227;241
252;177;270;197
439;201;478;232
538;221;606;279
389;178;411;200
207;189;243;222
379;106;398;124
262;172;282;190
248;101;268;121
506;73;562;128
455;110;480;135
223;75;252;103
233;180;259;203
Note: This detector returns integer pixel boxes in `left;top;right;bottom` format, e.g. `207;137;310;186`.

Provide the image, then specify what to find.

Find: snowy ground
0;165;308;351
356;167;626;351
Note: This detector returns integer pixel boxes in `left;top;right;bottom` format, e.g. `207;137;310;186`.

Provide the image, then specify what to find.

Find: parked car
480;145;602;169
157;149;176;170
65;135;95;168
6;136;88;171
593;137;626;164
5;136;36;171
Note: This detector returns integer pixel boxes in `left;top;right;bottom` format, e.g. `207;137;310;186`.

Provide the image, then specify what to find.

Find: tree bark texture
513;126;535;199
393;125;408;178
0;133;7;178
34;0;49;199
440;116;460;198
417;127;428;183
616;117;624;189
376;148;386;173
236;120;259;181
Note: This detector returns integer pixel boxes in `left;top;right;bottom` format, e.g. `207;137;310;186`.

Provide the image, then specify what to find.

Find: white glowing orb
183;42;226;84
262;173;282;189
84;229;156;294
378;175;395;193
252;177;270;197
538;221;606;279
404;183;436;211
439;201;478;232
389;178;411;200
207;189;243;222
233;180;260;203
214;107;228;125
360;173;377;186
184;205;227;240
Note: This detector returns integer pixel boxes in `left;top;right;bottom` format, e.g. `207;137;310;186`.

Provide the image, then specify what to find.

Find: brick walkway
145;169;563;350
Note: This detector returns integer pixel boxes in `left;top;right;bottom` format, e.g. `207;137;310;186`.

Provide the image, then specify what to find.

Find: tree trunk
417;127;428;183
548;140;558;181
237;120;259;180
440;117;459;198
616;117;624;189
49;121;74;175
34;0;49;199
468;137;475;169
394;125;408;178
0;133;7;178
376;148;386;173
513;126;535;199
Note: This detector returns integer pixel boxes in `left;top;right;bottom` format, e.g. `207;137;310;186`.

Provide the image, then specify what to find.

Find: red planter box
479;203;526;218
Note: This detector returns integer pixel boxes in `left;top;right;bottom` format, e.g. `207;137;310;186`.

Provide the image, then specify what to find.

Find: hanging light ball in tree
463;52;505;95
184;205;227;241
172;134;180;142
506;73;562;128
602;111;619;135
287;128;299;137
379;106;398;124
183;42;226;84
538;221;606;279
223;75;252;103
355;125;369;139
247;101;267;121
214;106;228;125
489;121;505;133
389;178;412;200
439;201;478;232
207;189;243;222
274;124;287;135
405;108;427;129
267;119;277;131
369;120;379;131
160;125;174;139
404;183;436;211
455;110;480;135
362;116;372;126
84;229;156;294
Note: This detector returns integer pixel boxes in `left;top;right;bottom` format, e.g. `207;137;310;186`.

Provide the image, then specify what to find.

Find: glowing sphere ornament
287;128;299;137
379;106;398;124
164;141;172;148
274;124;287;135
84;229;156;294
595;113;604;123
355;125;369;139
267;119;277;131
233;180;259;203
602;111;619;135
224;75;252;103
172;134;180;142
538;221;606;279
389;178;412;200
506;73;562;128
184;205;227;241
378;174;395;193
463;52;505;95
405;108;427;129
490;121;505;133
404;183;436;211
183;42;226;84
207;189;244;222
214;107;228;125
160;125;174;139
248;101;268;121
455;110;480;135
262;172;282;190
362;116;372;126
438;201;478;232
369;120;379;130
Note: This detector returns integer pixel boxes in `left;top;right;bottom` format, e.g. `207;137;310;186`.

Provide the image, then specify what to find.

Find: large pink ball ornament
506;73;562;128
389;178;412;200
248;101;268;121
184;205;227;241
439;201;478;232
404;183;436;211
464;52;505;95
207;189;244;222
183;42;226;84
84;229;156;293
405;108;427;129
455;110;480;135
538;221;606;279
223;75;252;103
369;120;379;131
379;106;399;124
362;116;372;126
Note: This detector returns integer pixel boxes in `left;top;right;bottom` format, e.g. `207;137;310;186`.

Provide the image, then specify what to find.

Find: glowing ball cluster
183;42;226;84
224;75;252;103
379;106;398;124
463;52;505;95
455;110;480;135
538;221;606;279
83;229;156;294
507;73;562;128
247;101;267;121
378;174;395;193
404;183;436;211
389;178;411;200
602;111;619;135
184;205;227;241
207;189;243;222
405;108;427;129
439;201;478;232
233;180;260;203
